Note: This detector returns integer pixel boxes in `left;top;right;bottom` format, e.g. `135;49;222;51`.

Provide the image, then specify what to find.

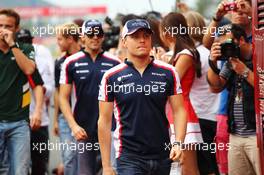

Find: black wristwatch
10;42;19;50
241;67;250;79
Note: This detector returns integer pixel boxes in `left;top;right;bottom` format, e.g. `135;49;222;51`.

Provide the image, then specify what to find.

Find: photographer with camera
203;0;252;49
207;24;260;175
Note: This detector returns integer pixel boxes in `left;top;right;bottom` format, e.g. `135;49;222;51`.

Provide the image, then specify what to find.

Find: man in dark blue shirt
59;19;120;175
98;19;187;175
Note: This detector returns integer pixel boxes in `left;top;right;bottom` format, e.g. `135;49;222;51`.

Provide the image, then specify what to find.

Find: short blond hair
56;23;80;42
183;11;206;44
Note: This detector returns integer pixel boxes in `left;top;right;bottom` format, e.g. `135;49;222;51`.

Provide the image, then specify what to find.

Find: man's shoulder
101;51;121;64
64;51;86;65
152;59;176;73
103;63;128;79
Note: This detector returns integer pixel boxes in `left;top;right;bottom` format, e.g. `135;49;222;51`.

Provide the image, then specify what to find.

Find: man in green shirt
0;9;43;175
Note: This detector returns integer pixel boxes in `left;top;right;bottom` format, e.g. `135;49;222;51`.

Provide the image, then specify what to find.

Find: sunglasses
85;32;104;38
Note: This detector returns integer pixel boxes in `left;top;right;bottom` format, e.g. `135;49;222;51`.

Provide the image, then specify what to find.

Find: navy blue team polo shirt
60;50;120;135
99;58;182;159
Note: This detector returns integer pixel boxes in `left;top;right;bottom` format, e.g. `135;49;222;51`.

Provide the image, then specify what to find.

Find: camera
102;17;120;51
224;2;237;11
220;39;240;60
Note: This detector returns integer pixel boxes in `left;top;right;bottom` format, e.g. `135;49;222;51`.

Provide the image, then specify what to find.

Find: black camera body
220;39;240;61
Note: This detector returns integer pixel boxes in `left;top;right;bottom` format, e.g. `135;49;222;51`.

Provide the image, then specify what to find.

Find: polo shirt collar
124;56;154;67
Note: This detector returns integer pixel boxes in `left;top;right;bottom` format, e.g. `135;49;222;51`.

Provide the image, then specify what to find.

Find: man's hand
0;28;15;47
215;1;229;21
210;42;222;62
151;47;168;63
170;144;184;164
30;111;42;131
229;57;248;75
71;124;88;141
102;166;116;175
236;0;252;17
53;119;59;136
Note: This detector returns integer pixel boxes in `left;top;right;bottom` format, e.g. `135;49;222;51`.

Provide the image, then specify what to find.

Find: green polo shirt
0;42;36;122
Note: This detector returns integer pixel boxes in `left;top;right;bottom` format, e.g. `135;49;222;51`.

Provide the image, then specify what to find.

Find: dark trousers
77;135;101;175
197;119;219;175
116;154;171;175
31;126;49;175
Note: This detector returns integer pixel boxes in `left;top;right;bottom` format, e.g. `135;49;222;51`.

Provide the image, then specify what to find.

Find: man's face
231;11;250;26
123;29;152;58
56;33;70;52
232;0;251;26
0;15;17;41
83;32;104;52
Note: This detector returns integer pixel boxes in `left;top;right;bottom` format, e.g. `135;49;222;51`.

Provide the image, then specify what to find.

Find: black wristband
213;16;221;22
172;141;181;146
10;42;19;50
208;58;220;74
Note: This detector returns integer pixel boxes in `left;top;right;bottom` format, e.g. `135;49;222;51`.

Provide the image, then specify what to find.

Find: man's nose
139;36;146;43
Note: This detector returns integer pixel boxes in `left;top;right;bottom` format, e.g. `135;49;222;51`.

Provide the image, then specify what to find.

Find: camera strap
208;57;220;74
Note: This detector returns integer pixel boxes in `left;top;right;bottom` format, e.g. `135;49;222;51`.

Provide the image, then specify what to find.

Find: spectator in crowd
160;12;203;175
184;11;220;175
203;1;252;174
207;23;259;175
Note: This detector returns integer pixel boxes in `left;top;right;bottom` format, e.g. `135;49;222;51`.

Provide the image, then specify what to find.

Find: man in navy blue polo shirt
98;19;187;175
59;19;120;175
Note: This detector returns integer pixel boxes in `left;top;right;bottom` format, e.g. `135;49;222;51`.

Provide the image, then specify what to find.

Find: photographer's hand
229;57;247;75
210;42;221;62
215;0;228;21
230;57;254;86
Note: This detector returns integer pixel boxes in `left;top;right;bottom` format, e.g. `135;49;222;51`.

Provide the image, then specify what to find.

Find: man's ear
122;37;127;48
15;25;20;33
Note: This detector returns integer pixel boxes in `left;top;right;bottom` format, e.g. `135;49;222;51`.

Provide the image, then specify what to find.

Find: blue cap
82;19;104;35
122;19;153;39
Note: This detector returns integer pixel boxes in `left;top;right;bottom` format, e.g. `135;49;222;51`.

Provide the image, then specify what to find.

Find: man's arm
203;1;227;49
12;47;35;75
31;85;44;130
203;20;220;50
59;84;88;140
207;42;227;92
53;88;60;136
169;94;187;143
1;28;35;74
98;101;115;175
168;94;187;162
